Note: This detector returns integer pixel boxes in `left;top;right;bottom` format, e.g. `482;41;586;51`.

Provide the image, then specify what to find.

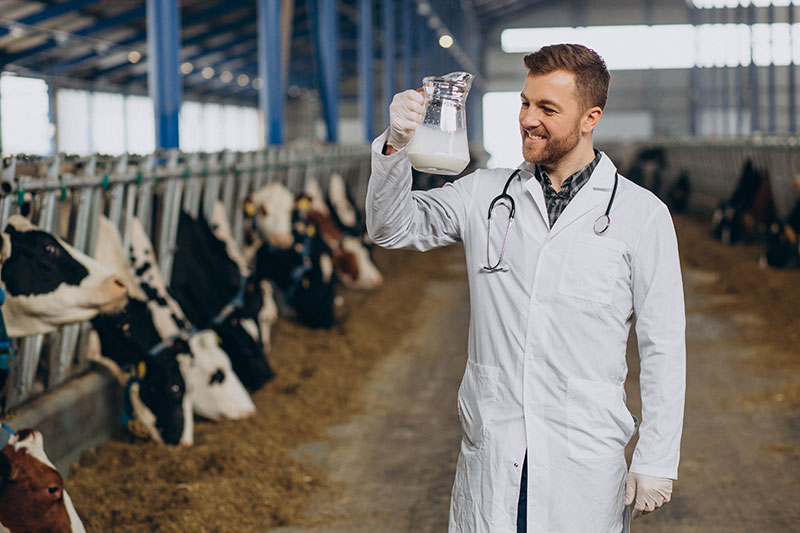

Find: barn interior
0;1;797;531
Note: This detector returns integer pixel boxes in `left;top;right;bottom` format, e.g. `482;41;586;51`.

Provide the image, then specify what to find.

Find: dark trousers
517;453;527;533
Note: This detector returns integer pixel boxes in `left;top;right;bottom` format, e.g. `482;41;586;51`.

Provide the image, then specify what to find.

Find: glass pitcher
407;71;474;176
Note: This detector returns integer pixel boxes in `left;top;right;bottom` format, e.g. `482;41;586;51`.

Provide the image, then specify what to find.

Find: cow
90;306;193;446
666;170;691;213
712;159;777;245
0;427;86;532
761;195;800;269
109;217;257;420
253;195;338;329
0;215;127;337
304;179;383;290
209;201;278;354
169;211;274;391
244;182;296;250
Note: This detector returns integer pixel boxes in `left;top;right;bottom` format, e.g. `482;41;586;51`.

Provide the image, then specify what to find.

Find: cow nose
270;232;294;249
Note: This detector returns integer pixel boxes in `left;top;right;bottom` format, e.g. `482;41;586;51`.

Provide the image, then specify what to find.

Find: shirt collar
532;149;601;195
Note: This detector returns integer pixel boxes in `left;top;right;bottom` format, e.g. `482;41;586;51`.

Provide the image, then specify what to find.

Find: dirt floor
65;212;800;532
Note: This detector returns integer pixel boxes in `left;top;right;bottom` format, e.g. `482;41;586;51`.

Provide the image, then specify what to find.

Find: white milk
407;125;470;175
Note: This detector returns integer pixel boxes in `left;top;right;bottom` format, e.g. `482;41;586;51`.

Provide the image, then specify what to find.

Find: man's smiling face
519;70;584;167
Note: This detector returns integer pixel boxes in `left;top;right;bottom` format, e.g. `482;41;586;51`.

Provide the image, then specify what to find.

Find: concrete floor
272;250;800;532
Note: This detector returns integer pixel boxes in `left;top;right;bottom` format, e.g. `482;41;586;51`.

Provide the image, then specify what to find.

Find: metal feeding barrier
0;143;371;414
600;136;800;219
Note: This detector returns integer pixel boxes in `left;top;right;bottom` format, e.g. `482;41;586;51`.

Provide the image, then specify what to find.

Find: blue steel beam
311;0;340;143
402;0;412;89
257;0;284;146
358;0;374;141
0;0;100;38
0;5;146;66
416;10;426;84
48;2;251;75
109;27;258;82
147;0;181;150
382;0;395;127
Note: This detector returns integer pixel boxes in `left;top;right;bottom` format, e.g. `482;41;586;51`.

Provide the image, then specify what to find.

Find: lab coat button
514;462;519;468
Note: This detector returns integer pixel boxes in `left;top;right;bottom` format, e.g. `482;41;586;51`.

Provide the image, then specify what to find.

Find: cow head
91;298;193;447
184;330;255;420
336;236;383;290
244;183;295;249
0;215;128;337
0;429;86;532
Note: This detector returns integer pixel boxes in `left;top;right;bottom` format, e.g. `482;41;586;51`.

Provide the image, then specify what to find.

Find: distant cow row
626;147;800;270
0;172;380;531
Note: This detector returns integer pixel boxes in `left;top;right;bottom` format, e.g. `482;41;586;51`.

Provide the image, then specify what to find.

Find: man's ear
582;106;603;134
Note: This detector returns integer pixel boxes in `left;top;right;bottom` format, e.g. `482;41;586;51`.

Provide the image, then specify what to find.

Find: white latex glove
624;472;673;519
387;89;425;150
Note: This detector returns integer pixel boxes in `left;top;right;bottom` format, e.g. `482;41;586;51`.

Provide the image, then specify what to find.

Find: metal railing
600;136;800;218
0;143;371;413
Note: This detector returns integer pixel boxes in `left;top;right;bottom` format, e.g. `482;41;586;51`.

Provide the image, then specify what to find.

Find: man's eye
520;102;529;108
543;108;555;114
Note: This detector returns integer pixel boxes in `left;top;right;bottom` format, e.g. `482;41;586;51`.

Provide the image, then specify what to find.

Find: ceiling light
128;50;141;63
438;34;454;49
201;66;215;79
220;71;233;83
180;61;193;74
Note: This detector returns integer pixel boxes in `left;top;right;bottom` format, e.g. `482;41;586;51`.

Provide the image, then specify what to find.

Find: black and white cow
90;300;193;446
761;196;800;269
119;217;256;420
252;195;338;329
170;211;275;391
209;201;278;354
0;215;127;337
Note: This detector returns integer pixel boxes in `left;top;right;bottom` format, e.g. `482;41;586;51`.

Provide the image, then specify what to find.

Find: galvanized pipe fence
0;143;371;414
600;136;800;218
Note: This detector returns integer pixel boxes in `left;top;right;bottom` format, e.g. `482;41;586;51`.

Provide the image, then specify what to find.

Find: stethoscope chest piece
593;215;610;235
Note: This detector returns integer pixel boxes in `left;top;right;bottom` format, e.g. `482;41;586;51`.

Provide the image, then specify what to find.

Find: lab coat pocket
457;361;500;450
566;378;636;459
558;234;625;306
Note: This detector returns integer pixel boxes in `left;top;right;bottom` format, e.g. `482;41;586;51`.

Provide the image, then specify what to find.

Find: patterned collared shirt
534;150;602;229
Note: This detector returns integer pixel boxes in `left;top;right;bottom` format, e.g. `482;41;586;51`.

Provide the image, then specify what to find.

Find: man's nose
520;108;541;128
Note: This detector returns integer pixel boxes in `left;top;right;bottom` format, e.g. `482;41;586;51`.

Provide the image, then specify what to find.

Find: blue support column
382;0;396;127
689;4;700;135
737;5;746;135
311;0;339;143
749;3;760;133
146;0;181;150
47;81;57;156
358;0;374;142
257;0;284;146
790;2;797;133
402;0;412;89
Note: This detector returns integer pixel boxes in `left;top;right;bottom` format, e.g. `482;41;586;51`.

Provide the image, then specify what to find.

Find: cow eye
44;243;57;255
170;384;181;395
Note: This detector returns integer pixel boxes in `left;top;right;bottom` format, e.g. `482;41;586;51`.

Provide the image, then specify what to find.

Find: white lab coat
366;130;686;533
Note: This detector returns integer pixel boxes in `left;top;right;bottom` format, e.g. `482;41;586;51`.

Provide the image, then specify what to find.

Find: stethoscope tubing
482;168;620;272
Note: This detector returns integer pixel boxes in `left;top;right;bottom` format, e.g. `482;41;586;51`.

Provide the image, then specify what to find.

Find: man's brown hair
523;43;610;111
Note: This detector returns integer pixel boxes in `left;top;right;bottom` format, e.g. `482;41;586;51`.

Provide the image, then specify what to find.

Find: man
367;44;685;532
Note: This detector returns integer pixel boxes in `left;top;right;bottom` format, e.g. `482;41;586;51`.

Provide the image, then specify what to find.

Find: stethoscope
482;168;619;273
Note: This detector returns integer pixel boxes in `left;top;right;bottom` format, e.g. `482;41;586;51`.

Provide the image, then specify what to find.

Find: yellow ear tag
137;361;147;379
302;278;310;289
307;224;316;237
785;225;797;244
244;202;257;217
297;197;311;211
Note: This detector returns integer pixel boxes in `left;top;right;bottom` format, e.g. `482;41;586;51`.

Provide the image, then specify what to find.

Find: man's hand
387;89;425;151
624;472;673;519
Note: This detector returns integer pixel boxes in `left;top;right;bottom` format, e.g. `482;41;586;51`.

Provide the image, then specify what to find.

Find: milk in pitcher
407;124;470;175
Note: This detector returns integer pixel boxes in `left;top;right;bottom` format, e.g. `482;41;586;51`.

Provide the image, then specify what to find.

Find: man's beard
521;121;581;167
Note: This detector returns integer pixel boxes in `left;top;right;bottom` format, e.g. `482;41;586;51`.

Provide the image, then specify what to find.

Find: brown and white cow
0;428;86;532
244;182;296;250
304;179;383;290
0;215;127;337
